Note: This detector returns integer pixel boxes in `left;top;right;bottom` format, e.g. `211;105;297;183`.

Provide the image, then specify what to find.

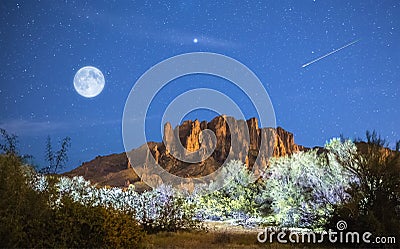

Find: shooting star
301;39;360;68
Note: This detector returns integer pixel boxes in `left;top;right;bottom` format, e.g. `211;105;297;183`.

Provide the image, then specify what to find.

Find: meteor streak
301;39;360;68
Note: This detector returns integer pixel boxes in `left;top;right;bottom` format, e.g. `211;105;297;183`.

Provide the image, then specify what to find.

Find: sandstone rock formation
141;115;304;182
65;115;304;188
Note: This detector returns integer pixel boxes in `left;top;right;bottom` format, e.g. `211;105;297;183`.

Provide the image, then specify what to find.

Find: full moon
73;66;105;98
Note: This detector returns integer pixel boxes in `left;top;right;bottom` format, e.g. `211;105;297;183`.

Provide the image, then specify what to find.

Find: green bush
137;185;201;233
51;196;146;248
259;139;358;228
327;131;400;239
0;155;53;247
103;208;147;248
0;154;147;248
197;160;261;220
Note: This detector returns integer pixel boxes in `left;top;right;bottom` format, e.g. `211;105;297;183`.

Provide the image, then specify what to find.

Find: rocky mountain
64;115;305;189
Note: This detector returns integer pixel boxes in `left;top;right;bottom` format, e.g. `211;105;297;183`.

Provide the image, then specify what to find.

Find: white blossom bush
136;185;200;231
30;175;200;232
261;138;359;228
26;139;361;231
29;173;48;192
195;160;262;223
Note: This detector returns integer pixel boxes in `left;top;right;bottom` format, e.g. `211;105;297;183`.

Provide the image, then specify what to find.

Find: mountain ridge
64;115;305;189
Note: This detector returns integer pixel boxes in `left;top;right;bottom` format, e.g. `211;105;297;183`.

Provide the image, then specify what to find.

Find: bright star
193;38;198;43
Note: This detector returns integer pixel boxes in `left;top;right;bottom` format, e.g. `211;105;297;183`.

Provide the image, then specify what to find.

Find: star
193;38;198;43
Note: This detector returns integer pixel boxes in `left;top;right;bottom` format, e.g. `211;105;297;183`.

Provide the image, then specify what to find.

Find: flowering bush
137;185;200;232
30;174;200;232
260;138;359;228
195;160;262;223
25;140;363;231
0;154;146;248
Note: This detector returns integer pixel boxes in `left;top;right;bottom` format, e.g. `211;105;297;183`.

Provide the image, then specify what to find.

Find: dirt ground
146;221;355;249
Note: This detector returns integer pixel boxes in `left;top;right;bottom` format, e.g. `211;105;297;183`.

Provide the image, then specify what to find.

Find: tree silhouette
42;136;71;174
0;128;18;156
328;130;400;238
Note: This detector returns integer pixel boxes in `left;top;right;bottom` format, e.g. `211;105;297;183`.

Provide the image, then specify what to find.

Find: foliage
196;160;262;222
327;131;400;238
34;174;201;232
260;139;358;228
0;154;147;248
0;154;51;247
42;135;71;174
0;128;32;163
3;125;399;246
51;196;146;248
102;207;147;248
137;185;201;232
0;128;18;155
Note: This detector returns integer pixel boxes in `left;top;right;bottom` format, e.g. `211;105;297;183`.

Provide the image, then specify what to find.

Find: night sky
1;0;399;172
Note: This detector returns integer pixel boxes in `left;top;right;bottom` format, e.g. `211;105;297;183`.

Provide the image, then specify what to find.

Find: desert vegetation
1;128;399;248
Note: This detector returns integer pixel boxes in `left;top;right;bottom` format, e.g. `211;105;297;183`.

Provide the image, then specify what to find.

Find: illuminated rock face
128;116;304;185
159;116;302;167
65;115;304;188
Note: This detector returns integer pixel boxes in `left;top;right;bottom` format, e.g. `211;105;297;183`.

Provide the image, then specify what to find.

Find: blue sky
1;0;399;171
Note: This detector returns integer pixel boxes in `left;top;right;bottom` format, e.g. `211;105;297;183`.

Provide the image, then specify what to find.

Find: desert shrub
0;128;32;163
41;135;71;174
0;154;53;248
137;185;201;232
327;131;400;239
0;128;18;155
103;208;147;248
32;175;200;232
260;139;358;228
196;160;262;221
0;154;147;248
51;196;106;247
52;196;146;248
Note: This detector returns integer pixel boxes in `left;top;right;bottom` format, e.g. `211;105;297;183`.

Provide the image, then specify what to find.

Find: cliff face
152;116;301;170
144;114;305;183
65;115;304;188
